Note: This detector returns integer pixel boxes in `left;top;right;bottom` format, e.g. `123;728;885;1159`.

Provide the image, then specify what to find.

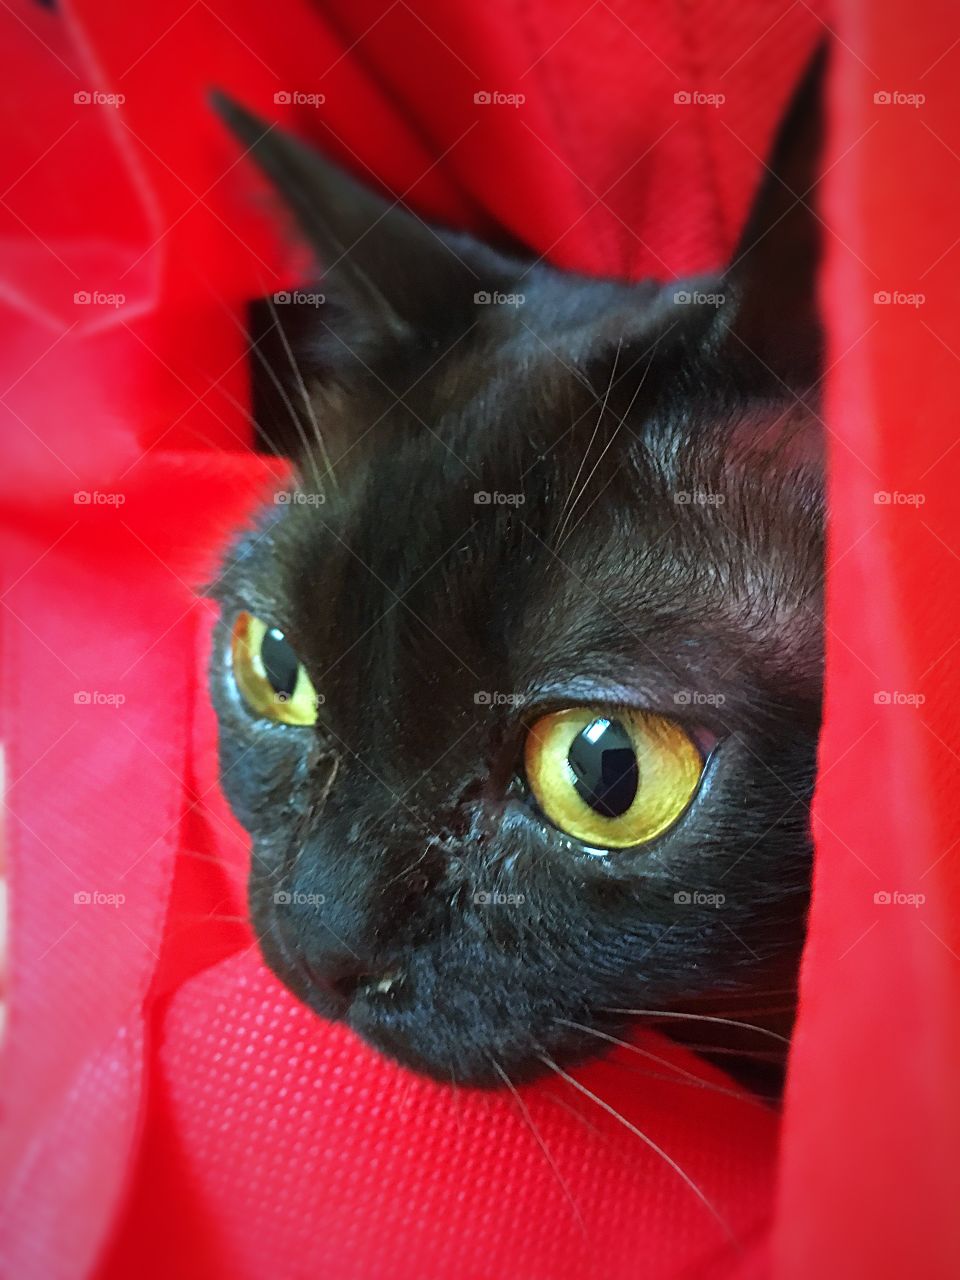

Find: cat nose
302;931;376;1007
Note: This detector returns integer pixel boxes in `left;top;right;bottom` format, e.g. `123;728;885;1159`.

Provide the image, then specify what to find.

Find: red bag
2;2;958;1277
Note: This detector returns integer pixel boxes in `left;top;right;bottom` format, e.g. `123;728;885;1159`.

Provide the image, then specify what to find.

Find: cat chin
250;891;606;1086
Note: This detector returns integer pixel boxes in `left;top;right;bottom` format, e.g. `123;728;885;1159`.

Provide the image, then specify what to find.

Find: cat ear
721;43;827;387
211;92;504;346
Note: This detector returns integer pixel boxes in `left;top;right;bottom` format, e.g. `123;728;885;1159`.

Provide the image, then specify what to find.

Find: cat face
209;62;824;1087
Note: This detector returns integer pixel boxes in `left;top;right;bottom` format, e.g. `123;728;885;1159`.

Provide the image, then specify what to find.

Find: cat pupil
567;718;639;818
261;628;300;699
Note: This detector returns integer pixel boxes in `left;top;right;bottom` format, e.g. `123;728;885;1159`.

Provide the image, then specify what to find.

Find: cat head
208;55;824;1087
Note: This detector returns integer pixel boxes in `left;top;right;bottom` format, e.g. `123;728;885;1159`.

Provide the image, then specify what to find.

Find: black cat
208;52;824;1090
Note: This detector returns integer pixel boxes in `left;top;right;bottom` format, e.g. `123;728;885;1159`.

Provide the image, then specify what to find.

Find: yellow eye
230;611;319;726
524;707;703;849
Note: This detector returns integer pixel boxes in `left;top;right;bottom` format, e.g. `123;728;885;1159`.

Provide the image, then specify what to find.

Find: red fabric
1;1;957;1277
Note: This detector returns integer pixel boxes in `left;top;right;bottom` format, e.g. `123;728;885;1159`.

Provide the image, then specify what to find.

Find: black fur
208;52;825;1088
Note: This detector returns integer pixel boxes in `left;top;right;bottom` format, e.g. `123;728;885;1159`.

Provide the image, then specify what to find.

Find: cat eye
524;707;703;849
230;611;319;726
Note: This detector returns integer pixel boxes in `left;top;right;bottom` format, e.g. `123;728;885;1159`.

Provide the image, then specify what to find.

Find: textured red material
1;1;958;1278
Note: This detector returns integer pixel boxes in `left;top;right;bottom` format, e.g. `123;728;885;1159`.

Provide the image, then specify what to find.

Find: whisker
261;285;339;492
202;279;322;491
557;338;662;552
536;1051;736;1243
599;1008;792;1046
541;1090;606;1137
205;374;307;467
491;1059;586;1235
600;1057;779;1106
554;1019;770;1109
639;987;798;1003
673;1044;785;1061
553;337;622;547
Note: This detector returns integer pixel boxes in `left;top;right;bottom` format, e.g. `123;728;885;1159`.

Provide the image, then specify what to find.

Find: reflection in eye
231;612;319;726
524;707;703;848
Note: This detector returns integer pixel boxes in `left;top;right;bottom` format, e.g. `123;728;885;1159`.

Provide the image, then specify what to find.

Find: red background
2;1;959;1277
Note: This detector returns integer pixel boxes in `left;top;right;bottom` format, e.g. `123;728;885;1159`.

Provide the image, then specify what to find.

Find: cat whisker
261;285;340;493
598;1008;792;1045
553;337;621;548
556;337;663;553
535;1050;736;1243
202;278;325;495
541;1090;606;1137
639;987;799;1003
205;375;306;468
671;1044;785;1061
175;847;248;885
490;1058;586;1235
553;1018;771;1109
600;1056;779;1106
